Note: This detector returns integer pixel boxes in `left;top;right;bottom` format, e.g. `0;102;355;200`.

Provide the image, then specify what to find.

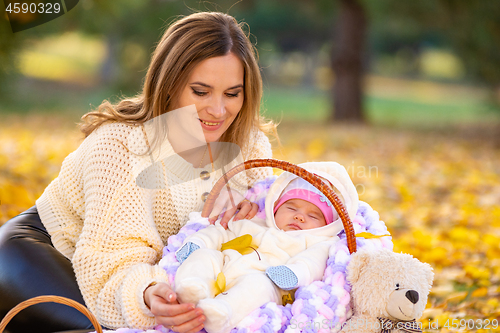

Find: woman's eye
226;91;241;98
192;89;207;96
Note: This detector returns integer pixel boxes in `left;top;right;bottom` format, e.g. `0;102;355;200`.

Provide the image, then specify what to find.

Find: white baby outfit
174;161;359;333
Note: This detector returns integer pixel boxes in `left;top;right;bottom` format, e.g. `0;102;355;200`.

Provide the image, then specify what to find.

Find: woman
0;12;276;333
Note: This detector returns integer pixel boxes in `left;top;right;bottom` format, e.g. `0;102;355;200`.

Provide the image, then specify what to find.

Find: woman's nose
206;97;225;118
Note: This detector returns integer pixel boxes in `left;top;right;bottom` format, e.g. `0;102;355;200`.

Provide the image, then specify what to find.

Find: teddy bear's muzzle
386;289;422;321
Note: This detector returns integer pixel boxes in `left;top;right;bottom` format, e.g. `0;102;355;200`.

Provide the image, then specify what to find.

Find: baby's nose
294;215;305;222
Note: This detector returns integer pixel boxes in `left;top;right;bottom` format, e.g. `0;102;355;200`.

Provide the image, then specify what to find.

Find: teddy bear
340;248;433;333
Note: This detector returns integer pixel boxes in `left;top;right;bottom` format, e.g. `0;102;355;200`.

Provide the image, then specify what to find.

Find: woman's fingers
146;283;206;333
144;282;174;310
162;309;206;333
147;283;189;317
245;202;259;220
206;188;261;226
151;301;195;319
207;189;231;223
207;188;242;223
220;200;259;226
152;282;177;303
208;201;225;224
218;204;237;228
232;200;253;221
154;305;205;332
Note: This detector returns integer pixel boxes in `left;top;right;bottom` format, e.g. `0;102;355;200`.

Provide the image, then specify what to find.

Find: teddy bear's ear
424;262;434;287
347;249;371;284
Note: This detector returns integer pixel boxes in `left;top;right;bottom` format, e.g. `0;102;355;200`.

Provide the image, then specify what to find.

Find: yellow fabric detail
214;272;226;296
282;290;295;306
355;232;391;239
221;234;257;255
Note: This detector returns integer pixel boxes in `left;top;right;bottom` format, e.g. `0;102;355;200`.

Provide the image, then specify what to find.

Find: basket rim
201;158;357;254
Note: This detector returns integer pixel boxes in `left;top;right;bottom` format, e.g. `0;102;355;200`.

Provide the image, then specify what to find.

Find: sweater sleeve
72;125;168;330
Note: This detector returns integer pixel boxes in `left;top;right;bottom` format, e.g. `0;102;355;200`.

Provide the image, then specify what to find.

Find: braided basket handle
0;295;102;333
201;158;357;254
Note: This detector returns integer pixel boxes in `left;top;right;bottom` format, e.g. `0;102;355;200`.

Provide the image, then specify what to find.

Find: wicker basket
0;159;357;333
201;158;357;254
0;295;102;333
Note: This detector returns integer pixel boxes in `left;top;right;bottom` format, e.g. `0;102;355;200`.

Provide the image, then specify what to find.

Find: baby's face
274;199;327;231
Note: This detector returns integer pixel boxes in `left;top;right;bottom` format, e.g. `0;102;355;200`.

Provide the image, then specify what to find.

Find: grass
261;86;330;122
365;95;499;126
1;75;500;131
261;84;500;127
0;77;129;123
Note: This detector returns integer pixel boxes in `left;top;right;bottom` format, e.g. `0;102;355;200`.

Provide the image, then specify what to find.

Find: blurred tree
2;0;499;118
330;0;366;123
233;0;332;52
60;0;184;92
329;0;500;121
432;1;500;103
0;1;239;94
232;0;367;123
366;0;500;102
0;16;21;78
0;11;27;98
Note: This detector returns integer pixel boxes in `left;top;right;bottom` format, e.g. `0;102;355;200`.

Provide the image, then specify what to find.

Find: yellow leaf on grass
471;287;488;298
487;298;500;308
442;291;467;304
464;264;490;280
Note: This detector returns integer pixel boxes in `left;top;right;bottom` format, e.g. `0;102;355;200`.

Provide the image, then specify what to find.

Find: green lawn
365;96;500;126
2;79;499;128
261;86;500;127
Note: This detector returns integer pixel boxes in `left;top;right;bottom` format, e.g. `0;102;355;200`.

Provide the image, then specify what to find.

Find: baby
174;162;359;333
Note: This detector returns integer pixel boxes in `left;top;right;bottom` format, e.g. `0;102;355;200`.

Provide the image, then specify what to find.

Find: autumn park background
1;0;500;331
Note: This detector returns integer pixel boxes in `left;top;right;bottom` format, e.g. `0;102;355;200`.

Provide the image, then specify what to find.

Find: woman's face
175;52;245;143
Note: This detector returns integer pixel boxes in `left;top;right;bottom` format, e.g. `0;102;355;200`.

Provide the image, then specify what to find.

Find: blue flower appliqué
319;195;332;207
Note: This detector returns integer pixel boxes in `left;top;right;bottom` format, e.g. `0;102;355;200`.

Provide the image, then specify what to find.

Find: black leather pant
0;206;94;333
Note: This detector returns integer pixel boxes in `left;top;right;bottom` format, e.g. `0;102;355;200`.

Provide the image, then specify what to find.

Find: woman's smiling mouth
199;119;224;131
200;119;220;126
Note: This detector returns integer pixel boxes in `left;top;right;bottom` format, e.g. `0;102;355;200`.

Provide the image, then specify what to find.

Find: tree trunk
100;33;120;85
330;0;367;122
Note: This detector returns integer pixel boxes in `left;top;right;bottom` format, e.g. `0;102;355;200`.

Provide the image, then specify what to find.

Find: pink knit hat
273;178;335;224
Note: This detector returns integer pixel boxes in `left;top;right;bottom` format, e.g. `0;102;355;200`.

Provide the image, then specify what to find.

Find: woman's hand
144;282;205;333
207;187;259;228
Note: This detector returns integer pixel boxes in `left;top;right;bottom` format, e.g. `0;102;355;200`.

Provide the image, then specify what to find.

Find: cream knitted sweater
35;122;272;329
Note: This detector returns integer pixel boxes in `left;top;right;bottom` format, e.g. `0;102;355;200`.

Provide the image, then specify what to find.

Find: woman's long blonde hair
80;12;277;149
